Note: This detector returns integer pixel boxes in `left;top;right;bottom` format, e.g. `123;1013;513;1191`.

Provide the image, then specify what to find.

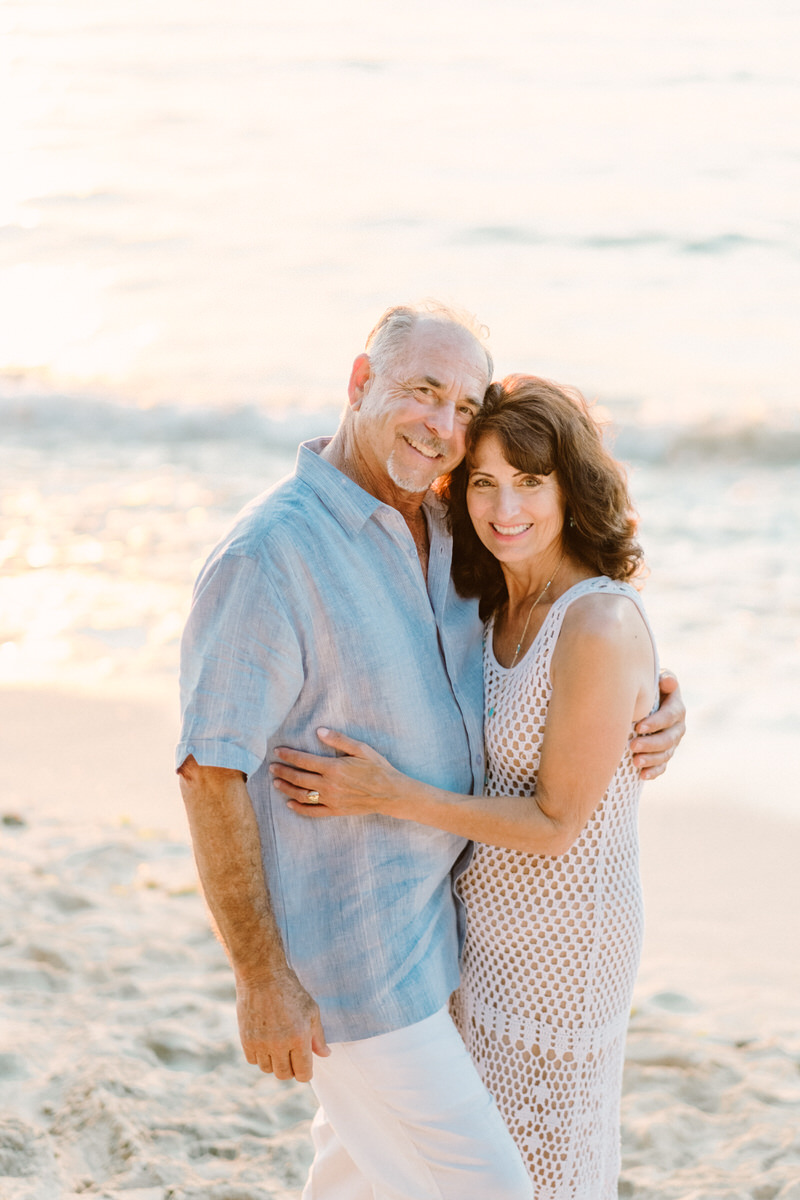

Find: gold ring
306;790;321;804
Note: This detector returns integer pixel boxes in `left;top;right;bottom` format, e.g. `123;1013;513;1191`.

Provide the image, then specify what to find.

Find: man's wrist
235;963;297;990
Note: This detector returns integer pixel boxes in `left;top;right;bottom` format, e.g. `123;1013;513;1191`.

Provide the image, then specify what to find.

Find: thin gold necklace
507;553;566;669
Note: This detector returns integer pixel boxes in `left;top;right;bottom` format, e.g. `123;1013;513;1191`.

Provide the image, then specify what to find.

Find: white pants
301;1007;531;1200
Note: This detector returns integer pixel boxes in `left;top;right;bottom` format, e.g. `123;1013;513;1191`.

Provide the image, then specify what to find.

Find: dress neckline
486;576;615;674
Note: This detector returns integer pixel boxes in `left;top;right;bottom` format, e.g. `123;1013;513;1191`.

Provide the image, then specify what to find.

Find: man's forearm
178;755;329;1082
178;756;287;982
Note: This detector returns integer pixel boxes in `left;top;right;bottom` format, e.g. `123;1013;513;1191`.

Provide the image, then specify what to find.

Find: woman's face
466;433;566;570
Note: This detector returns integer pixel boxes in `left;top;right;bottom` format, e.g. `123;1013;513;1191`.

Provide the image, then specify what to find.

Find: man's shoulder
214;472;322;560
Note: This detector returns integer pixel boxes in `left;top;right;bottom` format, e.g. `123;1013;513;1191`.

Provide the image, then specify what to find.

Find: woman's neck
501;554;593;614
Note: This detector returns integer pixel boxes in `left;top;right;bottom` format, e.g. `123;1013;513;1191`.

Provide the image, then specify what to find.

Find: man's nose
425;399;455;439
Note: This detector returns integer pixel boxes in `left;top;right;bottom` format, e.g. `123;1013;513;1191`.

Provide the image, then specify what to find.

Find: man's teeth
406;437;440;460
492;523;531;535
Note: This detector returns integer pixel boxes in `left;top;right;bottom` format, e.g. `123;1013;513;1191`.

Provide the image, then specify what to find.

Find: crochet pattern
451;578;658;1198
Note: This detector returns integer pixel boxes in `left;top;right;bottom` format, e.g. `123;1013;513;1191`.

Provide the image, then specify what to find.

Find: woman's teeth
491;523;531;536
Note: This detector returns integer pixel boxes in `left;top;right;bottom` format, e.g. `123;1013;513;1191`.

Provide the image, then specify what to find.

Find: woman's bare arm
272;595;655;856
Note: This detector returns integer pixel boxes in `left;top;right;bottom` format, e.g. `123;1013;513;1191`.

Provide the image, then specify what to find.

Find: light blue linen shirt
177;438;485;1042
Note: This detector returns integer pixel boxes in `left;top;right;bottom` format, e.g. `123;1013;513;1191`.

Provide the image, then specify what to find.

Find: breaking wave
2;388;799;467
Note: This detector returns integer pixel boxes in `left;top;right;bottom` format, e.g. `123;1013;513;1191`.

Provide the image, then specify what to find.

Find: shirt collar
295;437;449;536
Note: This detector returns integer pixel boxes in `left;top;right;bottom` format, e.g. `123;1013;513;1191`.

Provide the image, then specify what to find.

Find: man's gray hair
364;301;493;381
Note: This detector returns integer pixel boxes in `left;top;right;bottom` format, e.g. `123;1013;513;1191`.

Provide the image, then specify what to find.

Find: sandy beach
2;1;798;1194
1;687;798;1199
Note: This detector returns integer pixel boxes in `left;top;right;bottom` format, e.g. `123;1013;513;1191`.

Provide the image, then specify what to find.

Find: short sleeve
175;551;305;775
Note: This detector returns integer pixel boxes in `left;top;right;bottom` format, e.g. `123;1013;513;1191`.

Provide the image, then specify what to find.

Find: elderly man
176;303;684;1199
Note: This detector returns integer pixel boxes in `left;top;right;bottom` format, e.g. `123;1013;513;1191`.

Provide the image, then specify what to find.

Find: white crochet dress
450;578;658;1199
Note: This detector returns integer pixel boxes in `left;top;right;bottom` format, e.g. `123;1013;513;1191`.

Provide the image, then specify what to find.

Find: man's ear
347;354;372;410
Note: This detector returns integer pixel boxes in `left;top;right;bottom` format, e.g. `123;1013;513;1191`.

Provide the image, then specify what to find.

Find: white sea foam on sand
1;689;799;1198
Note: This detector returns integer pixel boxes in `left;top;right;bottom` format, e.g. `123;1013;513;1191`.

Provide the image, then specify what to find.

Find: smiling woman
467;439;566;561
442;375;643;622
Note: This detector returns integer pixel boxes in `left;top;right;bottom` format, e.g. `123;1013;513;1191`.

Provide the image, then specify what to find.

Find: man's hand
631;669;686;780
236;967;330;1083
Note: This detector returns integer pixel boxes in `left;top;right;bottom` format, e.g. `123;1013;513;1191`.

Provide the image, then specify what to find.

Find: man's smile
403;434;444;461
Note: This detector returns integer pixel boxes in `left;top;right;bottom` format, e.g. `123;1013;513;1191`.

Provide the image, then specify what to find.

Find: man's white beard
386;449;439;494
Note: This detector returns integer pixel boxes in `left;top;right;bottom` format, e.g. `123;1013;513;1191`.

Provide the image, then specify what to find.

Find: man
176;302;684;1198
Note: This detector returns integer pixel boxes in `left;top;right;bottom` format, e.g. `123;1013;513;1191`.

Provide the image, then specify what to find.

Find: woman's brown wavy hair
437;375;645;619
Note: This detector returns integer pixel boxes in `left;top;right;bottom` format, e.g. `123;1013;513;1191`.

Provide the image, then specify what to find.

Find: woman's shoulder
557;578;648;645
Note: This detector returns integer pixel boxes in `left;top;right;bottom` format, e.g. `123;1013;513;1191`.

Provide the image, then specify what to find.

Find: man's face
351;320;489;496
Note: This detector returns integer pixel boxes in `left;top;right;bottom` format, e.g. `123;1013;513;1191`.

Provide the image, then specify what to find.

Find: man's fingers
632;743;675;779
630;728;675;756
269;1051;295;1081
289;1046;314;1083
632;752;668;769
311;1017;331;1059
638;763;671;782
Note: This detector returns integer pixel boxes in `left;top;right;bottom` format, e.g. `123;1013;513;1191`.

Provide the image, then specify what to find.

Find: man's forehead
401;321;488;382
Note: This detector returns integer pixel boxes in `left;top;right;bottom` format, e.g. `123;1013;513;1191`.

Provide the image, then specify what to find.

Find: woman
272;375;659;1198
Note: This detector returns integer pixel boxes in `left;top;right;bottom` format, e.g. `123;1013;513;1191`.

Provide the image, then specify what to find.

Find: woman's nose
493;486;519;519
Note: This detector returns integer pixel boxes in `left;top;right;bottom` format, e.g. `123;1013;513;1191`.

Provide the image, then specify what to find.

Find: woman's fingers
271;769;338;813
286;799;334;818
269;763;323;793
273;746;329;771
315;727;372;756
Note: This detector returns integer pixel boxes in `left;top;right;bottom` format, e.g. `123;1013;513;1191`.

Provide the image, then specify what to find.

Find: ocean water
1;0;798;812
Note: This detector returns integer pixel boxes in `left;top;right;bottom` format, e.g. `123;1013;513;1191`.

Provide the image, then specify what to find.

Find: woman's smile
490;521;533;537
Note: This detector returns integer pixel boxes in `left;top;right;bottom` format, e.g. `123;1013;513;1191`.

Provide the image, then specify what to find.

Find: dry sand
1;688;799;1199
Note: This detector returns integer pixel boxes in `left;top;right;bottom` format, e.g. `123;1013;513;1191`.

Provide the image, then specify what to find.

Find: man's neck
322;428;431;575
322;427;430;521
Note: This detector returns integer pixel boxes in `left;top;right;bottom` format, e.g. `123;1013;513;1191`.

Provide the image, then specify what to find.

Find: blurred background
1;0;798;816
